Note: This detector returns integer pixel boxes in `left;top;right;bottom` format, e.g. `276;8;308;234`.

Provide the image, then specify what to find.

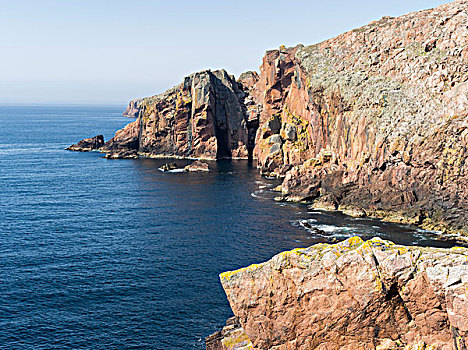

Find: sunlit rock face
217;237;468;350
249;0;468;235
111;69;259;160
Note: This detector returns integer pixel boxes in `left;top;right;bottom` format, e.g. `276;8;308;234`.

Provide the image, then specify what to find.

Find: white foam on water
293;218;354;236
416;228;442;235
158;168;186;173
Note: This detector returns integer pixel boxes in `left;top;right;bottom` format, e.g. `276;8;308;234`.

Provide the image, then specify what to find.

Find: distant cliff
122;98;145;118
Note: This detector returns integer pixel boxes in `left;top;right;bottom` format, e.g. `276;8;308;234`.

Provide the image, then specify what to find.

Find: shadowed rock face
107;69;259;160
217;237;468;350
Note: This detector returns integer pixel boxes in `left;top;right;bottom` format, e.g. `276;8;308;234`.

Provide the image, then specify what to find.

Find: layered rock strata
249;0;468;236
213;237;468;350
122;98;144;118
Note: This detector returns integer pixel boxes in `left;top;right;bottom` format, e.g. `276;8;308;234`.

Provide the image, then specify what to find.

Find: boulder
66;135;104;152
103;150;138;159
184;160;210;172
159;162;178;171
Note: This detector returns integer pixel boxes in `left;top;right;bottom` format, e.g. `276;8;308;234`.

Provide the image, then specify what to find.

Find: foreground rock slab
66;135;104;152
216;237;468;350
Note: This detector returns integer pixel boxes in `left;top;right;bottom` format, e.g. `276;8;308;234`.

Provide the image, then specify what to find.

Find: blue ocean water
0;106;461;349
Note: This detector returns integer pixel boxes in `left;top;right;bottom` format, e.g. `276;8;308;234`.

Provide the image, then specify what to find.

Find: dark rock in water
184;160;210;172
69;1;468;236
104;150;138;159
66;135;104;152
205;317;252;350
160;162;178;171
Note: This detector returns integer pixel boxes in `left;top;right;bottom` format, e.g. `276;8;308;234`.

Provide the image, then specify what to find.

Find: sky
0;0;452;105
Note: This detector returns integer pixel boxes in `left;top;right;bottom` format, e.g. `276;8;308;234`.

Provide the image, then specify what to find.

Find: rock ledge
214;237;468;350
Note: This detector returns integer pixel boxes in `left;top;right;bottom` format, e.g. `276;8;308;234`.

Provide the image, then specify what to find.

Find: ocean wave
293;219;354;236
251;190;268;199
416;228;442;235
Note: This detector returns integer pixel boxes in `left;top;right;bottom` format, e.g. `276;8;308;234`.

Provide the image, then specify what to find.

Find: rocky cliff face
103;69;258;160
122;98;145;118
249;0;468;236
212;237;468;350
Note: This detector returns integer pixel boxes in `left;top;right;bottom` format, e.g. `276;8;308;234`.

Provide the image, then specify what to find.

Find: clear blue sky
0;0;451;105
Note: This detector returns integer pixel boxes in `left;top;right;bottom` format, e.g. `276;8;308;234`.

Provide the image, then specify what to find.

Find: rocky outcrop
248;0;468;236
103;69;259;160
102;119;141;153
66;135;104;151
216;237;468;350
184;160;210;172
70;1;467;235
103;149;138;159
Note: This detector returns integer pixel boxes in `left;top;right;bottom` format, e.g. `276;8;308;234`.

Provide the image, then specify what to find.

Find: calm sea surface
0;106;461;349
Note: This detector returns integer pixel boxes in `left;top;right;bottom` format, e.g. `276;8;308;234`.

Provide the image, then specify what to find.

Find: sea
0;105;462;349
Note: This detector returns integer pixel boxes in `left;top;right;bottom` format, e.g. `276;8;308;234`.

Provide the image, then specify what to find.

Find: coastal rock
70;0;468;236
184;160;210;172
66;135;104;151
122;98;144;118
217;237;468;349
250;1;468;235
104;149;138;159
103;69;259;160
159;162;178;171
102;119;140;152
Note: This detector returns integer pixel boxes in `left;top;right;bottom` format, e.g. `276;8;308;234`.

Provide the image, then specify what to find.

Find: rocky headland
66;135;104;152
66;1;468;348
